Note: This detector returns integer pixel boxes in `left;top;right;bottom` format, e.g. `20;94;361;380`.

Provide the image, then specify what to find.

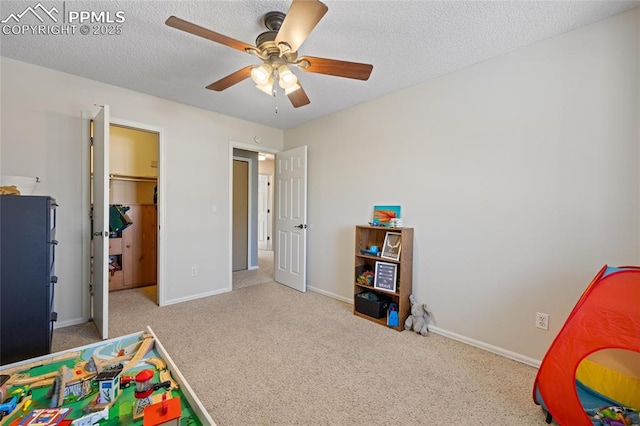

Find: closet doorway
107;124;159;302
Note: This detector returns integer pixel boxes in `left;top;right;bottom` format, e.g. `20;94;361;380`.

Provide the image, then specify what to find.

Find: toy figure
133;370;171;419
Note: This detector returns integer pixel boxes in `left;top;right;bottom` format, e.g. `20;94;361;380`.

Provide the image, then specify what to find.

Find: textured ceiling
1;1;638;129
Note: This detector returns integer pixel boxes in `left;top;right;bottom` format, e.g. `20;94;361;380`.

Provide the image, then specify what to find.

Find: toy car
120;375;135;388
0;387;32;420
0;396;17;420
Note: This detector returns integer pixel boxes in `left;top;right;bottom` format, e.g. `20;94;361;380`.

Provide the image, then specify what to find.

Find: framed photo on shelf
374;261;398;293
381;232;402;261
372;205;401;226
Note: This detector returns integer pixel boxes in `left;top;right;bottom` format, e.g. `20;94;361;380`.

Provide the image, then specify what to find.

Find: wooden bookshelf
353;225;413;331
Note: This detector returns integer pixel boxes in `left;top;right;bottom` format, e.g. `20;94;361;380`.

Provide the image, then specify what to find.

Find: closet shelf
109;174;157;182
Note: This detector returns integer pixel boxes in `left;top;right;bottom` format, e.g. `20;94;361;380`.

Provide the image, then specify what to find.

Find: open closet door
92;105;110;339
274;146;307;292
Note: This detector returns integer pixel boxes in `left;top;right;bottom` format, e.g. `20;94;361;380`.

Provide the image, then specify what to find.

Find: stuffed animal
404;294;429;336
0;185;20;195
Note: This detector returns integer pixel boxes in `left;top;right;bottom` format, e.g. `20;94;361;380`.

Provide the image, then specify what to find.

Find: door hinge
89;119;94;145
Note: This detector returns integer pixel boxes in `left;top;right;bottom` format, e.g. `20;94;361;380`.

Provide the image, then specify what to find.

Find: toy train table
0;327;215;425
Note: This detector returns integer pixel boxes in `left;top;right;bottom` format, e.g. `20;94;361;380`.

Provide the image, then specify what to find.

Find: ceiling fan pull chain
274;85;279;114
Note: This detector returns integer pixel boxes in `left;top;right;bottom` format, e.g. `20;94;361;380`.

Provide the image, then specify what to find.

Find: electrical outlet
191;266;197;276
536;312;549;330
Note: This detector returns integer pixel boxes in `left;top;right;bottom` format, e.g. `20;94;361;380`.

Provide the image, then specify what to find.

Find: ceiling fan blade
297;56;373;80
275;0;328;53
206;66;254;91
165;16;256;54
287;83;311;108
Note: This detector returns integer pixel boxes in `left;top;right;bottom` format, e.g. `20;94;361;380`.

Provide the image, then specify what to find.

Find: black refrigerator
0;195;58;365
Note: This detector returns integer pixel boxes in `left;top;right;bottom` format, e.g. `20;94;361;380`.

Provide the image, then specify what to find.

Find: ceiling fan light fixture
255;77;274;96
251;63;273;85
278;65;298;89
166;1;373;110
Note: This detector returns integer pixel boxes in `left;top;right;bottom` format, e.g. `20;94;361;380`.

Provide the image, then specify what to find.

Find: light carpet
53;269;548;425
232;250;275;290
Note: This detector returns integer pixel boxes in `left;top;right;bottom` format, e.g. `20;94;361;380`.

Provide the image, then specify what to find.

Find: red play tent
533;265;640;425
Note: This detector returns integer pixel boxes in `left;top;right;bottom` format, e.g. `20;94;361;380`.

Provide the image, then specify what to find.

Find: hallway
232;250;274;289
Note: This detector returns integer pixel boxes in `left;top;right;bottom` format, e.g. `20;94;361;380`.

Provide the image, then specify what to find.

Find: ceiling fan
165;0;373;108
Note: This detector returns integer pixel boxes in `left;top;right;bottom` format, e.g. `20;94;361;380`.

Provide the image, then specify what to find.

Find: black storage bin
354;292;388;318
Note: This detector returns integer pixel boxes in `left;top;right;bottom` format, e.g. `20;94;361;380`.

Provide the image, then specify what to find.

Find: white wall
0;58;283;326
285;9;640;363
110;125;159;178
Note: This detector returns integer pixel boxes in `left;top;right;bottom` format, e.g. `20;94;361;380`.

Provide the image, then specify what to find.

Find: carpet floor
52;254;548;425
232;250;275;290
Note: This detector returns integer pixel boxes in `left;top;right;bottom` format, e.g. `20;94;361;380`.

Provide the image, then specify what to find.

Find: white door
258;174;271;250
92;105;110;339
274;146;307;292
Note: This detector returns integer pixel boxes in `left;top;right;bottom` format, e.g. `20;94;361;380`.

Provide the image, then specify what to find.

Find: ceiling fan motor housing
255;30;298;65
257;11;298;60
255;30;278;50
263;11;286;31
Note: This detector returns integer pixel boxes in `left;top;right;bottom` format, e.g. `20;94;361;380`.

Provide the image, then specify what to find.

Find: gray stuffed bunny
404;294;429;336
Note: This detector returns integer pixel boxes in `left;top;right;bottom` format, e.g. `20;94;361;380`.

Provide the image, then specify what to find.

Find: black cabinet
0;195;57;365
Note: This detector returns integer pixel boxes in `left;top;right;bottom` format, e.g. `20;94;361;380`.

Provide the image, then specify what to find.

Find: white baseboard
428;325;541;368
164;287;230;306
308;288;542;368
308;285;352;304
54;317;89;329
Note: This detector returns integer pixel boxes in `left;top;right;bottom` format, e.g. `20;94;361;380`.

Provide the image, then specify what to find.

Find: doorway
228;143;308;292
230;144;277;290
258;159;274;251
85;108;165;339
106;124;159;303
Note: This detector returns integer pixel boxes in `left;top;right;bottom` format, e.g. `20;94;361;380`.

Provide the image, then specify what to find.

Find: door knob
294;224;307;229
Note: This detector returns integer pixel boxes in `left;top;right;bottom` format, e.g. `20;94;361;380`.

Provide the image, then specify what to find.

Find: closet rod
109;174;157;183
